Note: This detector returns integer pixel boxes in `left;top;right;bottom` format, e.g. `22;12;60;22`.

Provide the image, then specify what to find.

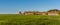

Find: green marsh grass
0;14;59;25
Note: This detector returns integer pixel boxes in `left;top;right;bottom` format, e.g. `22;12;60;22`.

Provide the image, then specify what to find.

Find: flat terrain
0;14;60;25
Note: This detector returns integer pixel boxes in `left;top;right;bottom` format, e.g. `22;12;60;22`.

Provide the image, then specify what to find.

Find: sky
0;0;60;14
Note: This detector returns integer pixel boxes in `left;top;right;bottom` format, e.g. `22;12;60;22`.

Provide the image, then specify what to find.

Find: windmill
18;9;22;15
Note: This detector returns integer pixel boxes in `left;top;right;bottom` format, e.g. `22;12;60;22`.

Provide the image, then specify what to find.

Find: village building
34;12;41;15
19;9;59;16
24;11;47;15
47;9;59;15
24;11;34;15
34;12;47;15
41;12;47;15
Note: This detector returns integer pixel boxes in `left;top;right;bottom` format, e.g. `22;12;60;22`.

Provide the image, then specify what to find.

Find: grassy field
0;14;60;25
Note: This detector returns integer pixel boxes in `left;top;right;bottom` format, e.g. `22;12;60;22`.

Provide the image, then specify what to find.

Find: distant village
18;9;60;16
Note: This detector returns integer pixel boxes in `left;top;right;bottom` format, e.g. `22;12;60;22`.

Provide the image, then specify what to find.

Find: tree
48;9;58;12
